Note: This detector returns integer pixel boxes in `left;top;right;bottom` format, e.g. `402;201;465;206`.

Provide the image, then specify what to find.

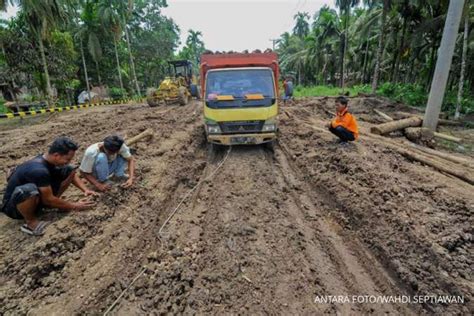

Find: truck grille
219;121;264;134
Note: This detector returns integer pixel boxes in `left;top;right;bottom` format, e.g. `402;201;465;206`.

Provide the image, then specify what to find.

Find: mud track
0;98;472;315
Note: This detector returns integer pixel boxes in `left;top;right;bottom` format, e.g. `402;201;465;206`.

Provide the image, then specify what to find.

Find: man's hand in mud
84;189;100;197
72;198;96;211
121;178;134;189
96;182;111;192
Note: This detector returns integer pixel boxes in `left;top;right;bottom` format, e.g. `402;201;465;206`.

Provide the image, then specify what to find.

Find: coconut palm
3;0;68;105
98;0;124;91
335;0;360;88
293;12;310;38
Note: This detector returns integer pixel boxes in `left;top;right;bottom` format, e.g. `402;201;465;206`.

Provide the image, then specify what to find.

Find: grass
294;84;371;97
0;98;7;114
294;83;474;116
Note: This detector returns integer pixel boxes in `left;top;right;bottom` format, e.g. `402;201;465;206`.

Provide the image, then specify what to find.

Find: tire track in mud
271;144;417;315
278;100;473;315
113;143;414;315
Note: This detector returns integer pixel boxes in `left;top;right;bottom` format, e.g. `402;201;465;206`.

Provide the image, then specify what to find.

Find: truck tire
190;84;200;99
147;97;160;107
178;87;189;106
147;88;160;107
264;139;277;151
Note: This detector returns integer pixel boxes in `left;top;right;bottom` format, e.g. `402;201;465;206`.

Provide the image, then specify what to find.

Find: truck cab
200;52;279;146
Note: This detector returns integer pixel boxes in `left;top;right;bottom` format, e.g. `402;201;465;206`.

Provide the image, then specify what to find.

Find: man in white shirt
79;135;135;192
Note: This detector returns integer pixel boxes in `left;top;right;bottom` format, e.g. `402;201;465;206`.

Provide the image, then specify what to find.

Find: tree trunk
454;15;469;120
423;0;465;131
95;60;102;86
425;37;438;91
125;27;141;97
362;38;369;84
370;116;423;135
389;26;400;82
38;33;53;106
371;1;388;93
113;38;124;91
394;15;408;83
80;39;91;103
340;9;349;88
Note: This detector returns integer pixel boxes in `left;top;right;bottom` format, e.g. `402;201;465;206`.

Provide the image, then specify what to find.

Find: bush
0;97;7;114
376;83;427;107
109;87;128;100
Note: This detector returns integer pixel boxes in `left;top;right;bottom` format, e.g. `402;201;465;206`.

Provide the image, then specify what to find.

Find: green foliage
294;83;474;116
277;3;474;98
109;87;127;100
0;0;180;104
294;84;370;97
0;96;7;114
377;83;427;107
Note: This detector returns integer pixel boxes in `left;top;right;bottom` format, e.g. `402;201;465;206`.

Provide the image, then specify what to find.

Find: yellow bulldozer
147;60;200;107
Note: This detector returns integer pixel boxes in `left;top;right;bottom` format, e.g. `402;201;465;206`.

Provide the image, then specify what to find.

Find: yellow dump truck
200;52;279;148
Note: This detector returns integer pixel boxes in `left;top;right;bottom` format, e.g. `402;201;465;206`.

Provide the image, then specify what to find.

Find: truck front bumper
207;133;277;145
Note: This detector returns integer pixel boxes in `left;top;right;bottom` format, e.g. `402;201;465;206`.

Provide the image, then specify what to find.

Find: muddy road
0;98;472;315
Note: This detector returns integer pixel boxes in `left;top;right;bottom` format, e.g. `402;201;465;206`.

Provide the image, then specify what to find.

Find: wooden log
373;109;393;122
394;111;462;126
370;116;422;135
125;128;154;146
300;118;474;185
366;132;473;184
404;127;434;142
399;149;474;185
408;143;474;167
433;132;462;143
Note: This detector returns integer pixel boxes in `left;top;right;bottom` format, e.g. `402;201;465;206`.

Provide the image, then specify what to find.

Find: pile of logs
369;110;473;185
370;111;462;143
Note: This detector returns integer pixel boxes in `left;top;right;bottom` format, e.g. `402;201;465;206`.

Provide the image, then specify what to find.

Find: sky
162;0;335;52
0;4;18;19
1;1;335;52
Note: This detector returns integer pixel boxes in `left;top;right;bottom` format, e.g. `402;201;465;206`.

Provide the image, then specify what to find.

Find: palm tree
81;0;103;86
74;27;92;103
335;0;360;88
454;3;470;119
98;0;124;91
185;29;204;67
3;0;68;105
293;12;310;38
368;0;393;93
308;6;341;84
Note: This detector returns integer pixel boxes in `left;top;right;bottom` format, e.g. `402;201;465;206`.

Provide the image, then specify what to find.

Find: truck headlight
207;124;221;134
262;123;276;132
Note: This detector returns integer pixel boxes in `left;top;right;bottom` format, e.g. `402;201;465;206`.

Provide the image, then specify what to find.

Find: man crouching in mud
79;135;135;192
327;96;359;144
1;137;98;236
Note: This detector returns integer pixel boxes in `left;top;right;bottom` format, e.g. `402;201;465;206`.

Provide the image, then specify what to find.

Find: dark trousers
329;125;355;142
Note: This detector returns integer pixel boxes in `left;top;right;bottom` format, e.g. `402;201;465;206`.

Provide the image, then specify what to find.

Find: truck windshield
206;69;275;100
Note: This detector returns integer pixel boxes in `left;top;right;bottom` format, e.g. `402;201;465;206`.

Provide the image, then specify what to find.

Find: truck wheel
147;97;160;107
190;84;200;99
207;142;224;160
146;88;159;107
264;139;277;151
178;87;189;106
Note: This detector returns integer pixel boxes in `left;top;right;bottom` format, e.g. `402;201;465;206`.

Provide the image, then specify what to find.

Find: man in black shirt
1;137;98;236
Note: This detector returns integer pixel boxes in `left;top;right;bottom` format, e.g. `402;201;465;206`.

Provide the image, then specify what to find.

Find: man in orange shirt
328;96;359;143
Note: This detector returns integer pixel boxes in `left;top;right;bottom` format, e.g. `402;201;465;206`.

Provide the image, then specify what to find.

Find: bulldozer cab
168;60;194;86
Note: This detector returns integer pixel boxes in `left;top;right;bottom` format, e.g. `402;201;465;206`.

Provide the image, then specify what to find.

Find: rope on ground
102;145;232;315
158;145;232;235
103;267;146;316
